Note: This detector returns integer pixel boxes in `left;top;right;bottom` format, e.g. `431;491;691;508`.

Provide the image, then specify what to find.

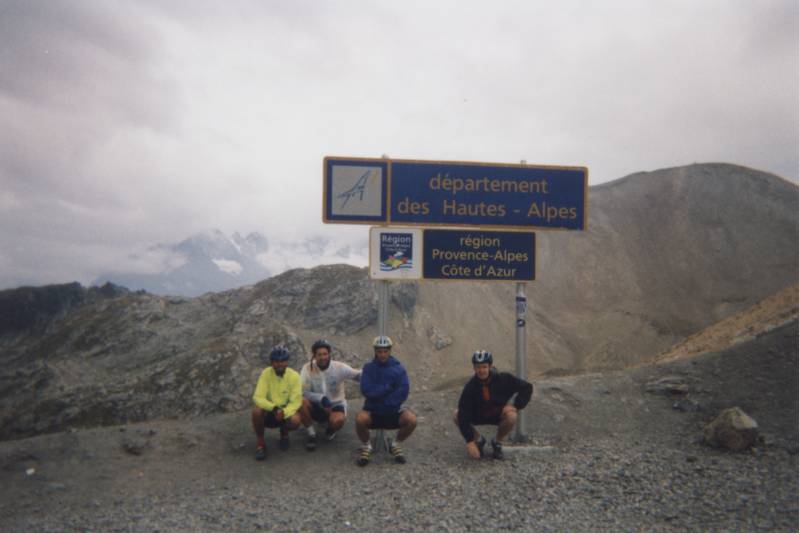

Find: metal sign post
515;159;529;443
377;280;389;336
373;156;392;454
514;282;528;442
376;153;392;339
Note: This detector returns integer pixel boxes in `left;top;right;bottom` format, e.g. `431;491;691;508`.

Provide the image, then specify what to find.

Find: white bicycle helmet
372;335;393;349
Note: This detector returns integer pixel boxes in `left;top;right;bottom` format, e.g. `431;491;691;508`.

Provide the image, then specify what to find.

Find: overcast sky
1;0;797;289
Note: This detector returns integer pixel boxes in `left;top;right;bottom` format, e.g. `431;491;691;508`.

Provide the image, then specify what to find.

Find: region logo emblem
380;233;413;271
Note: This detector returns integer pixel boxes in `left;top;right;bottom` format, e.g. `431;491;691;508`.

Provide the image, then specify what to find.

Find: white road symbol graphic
337;169;373;208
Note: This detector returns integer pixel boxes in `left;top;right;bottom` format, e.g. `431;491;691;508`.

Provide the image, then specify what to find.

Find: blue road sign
423;229;535;282
324;156;587;230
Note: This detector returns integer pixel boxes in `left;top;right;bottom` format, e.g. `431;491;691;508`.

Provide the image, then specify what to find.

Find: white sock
306;426;316;437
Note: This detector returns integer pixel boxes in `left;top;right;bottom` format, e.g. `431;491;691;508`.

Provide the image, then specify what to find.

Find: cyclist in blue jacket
355;336;417;466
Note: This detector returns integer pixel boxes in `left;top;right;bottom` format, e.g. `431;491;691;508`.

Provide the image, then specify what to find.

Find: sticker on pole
369;227;423;280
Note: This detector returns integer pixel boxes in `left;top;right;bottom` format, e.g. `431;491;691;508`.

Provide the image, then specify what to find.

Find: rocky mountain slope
656;281;799;363
527;163;798;371
0;268;417;440
0;163;796;441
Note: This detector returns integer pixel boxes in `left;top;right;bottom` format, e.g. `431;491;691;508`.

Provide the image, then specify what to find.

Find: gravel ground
1;323;797;532
1;401;796;532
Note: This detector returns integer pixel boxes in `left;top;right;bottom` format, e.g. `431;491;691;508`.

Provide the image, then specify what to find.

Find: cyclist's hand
321;397;333;415
466;441;481;459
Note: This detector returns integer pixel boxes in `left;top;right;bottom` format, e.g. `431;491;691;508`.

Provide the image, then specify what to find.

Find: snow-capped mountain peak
93;230;271;296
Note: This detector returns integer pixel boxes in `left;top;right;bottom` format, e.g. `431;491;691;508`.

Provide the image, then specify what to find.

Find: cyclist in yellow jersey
251;345;302;461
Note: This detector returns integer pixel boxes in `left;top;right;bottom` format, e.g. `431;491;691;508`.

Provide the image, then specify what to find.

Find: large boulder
703;407;759;451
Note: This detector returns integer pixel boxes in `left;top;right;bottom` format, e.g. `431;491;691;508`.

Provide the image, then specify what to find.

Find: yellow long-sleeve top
252;367;302;417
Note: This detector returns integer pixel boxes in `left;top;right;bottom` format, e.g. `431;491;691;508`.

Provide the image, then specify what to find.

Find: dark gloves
321;396;332;409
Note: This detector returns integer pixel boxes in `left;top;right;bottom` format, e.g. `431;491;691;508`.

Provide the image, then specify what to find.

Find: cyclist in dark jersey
454;350;533;460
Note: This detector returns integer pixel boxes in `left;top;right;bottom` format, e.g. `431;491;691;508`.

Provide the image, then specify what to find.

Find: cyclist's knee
502;405;518;422
355;410;371;426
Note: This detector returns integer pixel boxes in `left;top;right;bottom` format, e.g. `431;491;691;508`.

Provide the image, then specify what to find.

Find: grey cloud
738;1;799;58
0;0;179;196
0;1;168;119
0;1;188;289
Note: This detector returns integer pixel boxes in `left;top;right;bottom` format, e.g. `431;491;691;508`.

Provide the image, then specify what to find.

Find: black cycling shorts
262;411;285;428
473;405;504;426
368;411;403;430
309;402;345;424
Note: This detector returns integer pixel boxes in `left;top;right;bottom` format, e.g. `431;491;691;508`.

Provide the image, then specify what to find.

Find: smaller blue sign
423;230;535;282
379;232;414;272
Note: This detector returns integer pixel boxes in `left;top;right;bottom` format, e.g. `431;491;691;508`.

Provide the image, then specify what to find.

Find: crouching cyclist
251;345;302;461
299;339;361;451
355;336;417;466
454;350;533;460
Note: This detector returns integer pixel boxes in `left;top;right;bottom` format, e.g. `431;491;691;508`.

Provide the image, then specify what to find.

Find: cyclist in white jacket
299;339;361;451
